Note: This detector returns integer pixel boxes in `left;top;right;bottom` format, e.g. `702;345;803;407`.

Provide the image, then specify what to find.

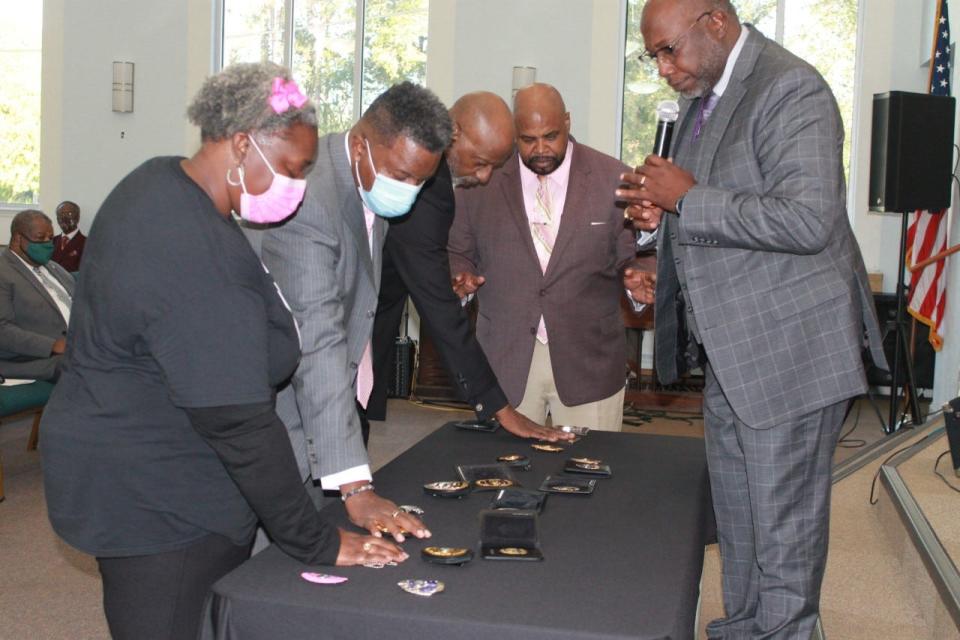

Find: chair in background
0;381;54;502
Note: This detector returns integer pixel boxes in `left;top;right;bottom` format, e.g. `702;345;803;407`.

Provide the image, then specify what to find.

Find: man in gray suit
624;1;887;637
449;84;636;431
262;83;450;541
0;210;75;382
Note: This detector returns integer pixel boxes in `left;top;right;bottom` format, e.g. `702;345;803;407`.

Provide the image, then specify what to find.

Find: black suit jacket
368;158;508;421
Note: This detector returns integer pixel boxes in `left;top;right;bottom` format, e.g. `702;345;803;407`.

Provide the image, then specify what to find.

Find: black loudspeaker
866;293;936;388
944;397;960;477
869;91;956;212
388;336;416;398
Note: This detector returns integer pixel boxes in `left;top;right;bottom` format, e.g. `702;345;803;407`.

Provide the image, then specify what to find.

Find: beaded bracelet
340;483;375;502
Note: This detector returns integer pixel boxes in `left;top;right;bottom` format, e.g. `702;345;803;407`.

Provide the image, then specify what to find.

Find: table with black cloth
202;424;713;640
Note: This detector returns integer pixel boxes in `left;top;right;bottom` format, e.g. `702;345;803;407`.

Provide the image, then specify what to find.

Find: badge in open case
562;458;612;477
456;464;517;490
496;453;531;470
479;509;543;561
539;474;597;495
490;487;547;513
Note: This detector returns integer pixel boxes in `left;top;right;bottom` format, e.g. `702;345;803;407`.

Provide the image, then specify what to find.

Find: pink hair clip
269;77;308;114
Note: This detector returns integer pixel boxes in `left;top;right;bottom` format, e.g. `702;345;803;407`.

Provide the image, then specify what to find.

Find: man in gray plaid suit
623;1;888;637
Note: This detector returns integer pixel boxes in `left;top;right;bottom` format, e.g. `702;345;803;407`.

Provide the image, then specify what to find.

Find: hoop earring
226;165;244;187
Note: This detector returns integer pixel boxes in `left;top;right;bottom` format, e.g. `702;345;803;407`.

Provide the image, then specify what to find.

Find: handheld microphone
652;100;680;157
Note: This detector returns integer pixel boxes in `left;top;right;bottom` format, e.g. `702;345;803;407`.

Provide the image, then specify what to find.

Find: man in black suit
367;91;568;441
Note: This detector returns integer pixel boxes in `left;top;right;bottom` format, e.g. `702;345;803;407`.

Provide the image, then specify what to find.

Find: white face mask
354;139;423;218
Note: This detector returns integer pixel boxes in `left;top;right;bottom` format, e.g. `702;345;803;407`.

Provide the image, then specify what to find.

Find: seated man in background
0;210;74;381
52;200;86;273
367;91;571;443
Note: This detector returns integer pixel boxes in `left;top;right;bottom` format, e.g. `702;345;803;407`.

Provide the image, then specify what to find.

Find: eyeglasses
639;11;712;68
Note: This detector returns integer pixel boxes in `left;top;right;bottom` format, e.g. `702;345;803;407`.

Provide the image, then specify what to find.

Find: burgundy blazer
449;142;635;407
52;231;86;272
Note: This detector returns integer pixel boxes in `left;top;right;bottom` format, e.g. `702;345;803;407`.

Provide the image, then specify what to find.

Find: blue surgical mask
354;138;423;218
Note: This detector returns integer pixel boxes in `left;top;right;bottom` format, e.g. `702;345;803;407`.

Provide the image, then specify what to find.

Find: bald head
641;0;740;98
512;83;571;176
447;91;515;188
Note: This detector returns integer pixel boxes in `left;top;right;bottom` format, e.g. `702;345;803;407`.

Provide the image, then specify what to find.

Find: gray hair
11;209;50;238
363;82;452;153
187;62;318;141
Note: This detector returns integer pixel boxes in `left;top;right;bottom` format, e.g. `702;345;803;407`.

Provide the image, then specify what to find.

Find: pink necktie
532;175;554;344
357;341;373;408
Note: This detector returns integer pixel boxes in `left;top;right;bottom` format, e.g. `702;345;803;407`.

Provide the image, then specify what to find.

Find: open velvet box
479;509;543;561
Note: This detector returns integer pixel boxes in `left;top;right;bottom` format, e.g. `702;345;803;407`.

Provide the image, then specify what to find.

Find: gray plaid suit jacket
655;27;887;430
261;133;386;481
0;248;74;381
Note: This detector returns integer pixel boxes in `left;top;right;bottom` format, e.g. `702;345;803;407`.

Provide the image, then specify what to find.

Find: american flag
906;0;952;350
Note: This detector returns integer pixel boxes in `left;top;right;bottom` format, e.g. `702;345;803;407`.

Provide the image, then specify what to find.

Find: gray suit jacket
261;133;386;481
0;248;75;381
655;27;887;430
450;143;636;407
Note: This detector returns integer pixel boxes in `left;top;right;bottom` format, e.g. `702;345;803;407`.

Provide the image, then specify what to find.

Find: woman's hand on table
342;486;431;543
335;529;408;566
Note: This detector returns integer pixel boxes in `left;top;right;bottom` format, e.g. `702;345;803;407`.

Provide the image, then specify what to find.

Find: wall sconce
112;61;134;113
511;66;537;99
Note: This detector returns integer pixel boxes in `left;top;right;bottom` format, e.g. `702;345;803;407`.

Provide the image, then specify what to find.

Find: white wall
38;0;214;238
35;0;959;404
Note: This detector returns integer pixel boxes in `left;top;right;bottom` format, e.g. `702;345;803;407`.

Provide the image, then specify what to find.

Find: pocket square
590;221;608;226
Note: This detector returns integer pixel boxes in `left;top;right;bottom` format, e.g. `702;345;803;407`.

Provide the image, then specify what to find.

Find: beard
452;175;480;189
682;38;728;99
522;152;564;176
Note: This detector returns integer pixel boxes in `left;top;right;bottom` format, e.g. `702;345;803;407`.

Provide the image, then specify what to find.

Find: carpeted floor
0;396;946;639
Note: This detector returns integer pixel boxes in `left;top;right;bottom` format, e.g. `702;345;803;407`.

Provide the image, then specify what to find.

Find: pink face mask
235;136;308;224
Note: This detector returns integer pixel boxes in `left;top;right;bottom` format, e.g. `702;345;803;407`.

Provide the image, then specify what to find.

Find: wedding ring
362;542;373;552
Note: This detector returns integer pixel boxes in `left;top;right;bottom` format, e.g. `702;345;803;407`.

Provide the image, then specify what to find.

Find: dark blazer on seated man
0;218;75;381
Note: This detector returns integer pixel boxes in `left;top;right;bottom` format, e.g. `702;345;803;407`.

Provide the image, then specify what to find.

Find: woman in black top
41;62;407;640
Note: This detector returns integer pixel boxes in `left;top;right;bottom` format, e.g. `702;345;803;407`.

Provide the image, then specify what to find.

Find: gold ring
362;542;373;552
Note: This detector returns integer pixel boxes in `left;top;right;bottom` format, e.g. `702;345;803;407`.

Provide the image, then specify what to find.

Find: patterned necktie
34;266;72;323
693;92;719;140
531;175;554;344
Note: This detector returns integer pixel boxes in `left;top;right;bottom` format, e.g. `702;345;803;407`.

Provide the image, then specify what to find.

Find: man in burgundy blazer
448;84;635;430
52;201;86;273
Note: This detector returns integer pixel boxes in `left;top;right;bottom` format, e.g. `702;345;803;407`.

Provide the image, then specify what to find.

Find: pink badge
301;572;348;585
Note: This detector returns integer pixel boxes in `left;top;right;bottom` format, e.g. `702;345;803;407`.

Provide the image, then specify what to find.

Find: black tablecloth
202;425;713;640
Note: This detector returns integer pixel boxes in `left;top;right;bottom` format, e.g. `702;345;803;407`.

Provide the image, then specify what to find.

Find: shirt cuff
636;229;657;250
319;464;373;491
625;288;648;314
460;292;475;307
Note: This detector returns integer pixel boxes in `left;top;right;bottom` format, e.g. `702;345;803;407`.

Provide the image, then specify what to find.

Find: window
621;0;858;180
0;2;42;205
221;0;428;135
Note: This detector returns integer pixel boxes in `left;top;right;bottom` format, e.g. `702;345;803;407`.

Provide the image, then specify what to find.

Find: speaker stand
886;211;924;433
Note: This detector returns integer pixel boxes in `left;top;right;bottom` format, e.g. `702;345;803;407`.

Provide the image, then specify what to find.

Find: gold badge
576;462;601;470
424;481;469;491
570;457;602;465
531;444;564;452
423;546;469;558
498;454;524;462
475;478;513;488
552;485;581;493
497;547;529;556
